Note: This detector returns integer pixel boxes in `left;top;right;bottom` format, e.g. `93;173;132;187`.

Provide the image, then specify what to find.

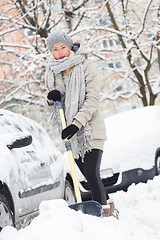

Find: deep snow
1;175;160;240
102;106;160;173
1;106;160;240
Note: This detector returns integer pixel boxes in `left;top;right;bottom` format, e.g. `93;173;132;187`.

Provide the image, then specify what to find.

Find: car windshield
0;113;23;134
0;111;54;150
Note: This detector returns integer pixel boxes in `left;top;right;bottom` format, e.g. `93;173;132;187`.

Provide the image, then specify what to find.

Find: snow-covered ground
1;175;160;240
1;106;160;239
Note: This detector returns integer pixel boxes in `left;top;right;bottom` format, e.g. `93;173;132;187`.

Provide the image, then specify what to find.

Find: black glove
61;124;79;140
47;90;61;101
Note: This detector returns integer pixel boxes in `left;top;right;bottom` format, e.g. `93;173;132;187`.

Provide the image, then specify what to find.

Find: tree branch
137;0;153;36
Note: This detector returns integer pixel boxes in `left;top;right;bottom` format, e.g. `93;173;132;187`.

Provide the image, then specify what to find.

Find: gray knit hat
47;30;73;52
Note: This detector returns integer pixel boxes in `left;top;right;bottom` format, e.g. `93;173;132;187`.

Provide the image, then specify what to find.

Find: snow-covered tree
0;0;89;131
108;0;159;106
0;0;159;129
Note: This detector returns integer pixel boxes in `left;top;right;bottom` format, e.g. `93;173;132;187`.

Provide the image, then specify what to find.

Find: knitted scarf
45;55;94;159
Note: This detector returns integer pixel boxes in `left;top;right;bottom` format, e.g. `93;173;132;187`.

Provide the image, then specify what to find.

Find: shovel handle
56;101;82;203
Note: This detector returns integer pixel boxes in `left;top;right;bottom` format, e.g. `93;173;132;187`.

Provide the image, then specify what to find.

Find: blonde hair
66;66;75;75
66;50;75;74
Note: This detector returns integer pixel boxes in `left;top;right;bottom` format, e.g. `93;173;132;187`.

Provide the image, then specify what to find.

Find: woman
45;30;118;219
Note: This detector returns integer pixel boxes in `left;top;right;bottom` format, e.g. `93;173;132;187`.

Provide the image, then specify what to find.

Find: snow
1;106;160;239
1;175;160;240
0;109;64;187
0;144;19;184
64;106;160;182
1;132;31;147
101;106;160;173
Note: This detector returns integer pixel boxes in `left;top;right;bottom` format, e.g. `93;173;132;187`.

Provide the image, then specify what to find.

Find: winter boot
102;199;119;219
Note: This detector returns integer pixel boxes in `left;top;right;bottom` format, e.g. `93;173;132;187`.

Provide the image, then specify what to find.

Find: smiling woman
51;43;71;60
45;30;119;218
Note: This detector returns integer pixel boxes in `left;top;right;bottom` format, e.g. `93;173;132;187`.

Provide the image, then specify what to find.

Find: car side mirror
5;133;32;150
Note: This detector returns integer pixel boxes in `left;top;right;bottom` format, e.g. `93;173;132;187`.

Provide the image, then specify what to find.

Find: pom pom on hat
46;30;73;52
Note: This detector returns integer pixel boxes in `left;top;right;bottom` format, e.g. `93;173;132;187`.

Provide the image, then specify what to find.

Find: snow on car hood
101;106;160;173
0;110;64;187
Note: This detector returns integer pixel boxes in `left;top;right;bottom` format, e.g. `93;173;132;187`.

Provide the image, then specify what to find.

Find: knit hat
47;30;73;52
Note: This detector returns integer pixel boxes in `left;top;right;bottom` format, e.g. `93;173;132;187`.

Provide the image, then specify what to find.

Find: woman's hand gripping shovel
55;97;104;218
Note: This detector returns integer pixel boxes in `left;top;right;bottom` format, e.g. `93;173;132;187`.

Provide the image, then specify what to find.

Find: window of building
99;13;112;26
115;62;122;68
108;59;123;69
94;0;102;3
108;63;114;68
103;40;108;48
109;40;114;46
115;40;121;45
27;30;33;36
103;38;121;48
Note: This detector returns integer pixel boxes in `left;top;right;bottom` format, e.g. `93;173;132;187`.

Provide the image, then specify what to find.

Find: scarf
45;55;94;159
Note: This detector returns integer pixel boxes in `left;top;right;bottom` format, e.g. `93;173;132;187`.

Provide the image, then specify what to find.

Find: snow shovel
56;100;104;218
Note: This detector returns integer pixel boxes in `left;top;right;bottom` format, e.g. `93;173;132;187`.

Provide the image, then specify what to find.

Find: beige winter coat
46;45;107;151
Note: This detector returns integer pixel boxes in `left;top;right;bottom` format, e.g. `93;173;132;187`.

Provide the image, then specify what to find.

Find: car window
19;118;52;148
0;111;59;161
16;115;60;163
0;112;49;147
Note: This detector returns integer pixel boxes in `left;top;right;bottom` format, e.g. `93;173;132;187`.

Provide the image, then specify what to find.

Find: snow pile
102;106;160;173
1;176;160;240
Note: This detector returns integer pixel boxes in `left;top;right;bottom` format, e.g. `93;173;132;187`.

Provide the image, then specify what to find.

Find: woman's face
51;43;71;60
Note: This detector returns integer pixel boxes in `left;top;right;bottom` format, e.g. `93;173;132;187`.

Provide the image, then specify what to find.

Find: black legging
75;149;109;205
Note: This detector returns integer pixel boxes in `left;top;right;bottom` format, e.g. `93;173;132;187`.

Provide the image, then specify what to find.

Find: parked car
0;109;75;231
75;106;160;200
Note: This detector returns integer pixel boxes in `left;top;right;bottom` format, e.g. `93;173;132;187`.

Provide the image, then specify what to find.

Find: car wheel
0;193;14;231
155;155;160;175
64;180;76;205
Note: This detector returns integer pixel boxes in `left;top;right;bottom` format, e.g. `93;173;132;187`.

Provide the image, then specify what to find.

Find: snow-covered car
0;110;75;231
78;106;160;200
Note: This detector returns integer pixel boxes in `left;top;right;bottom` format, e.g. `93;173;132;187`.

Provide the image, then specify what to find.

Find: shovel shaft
66;149;82;203
59;108;67;129
57;102;82;203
